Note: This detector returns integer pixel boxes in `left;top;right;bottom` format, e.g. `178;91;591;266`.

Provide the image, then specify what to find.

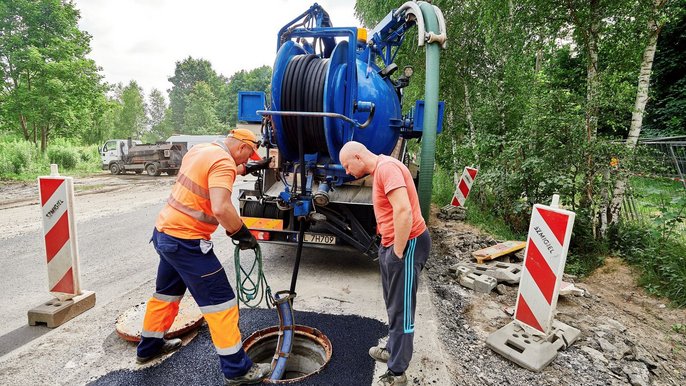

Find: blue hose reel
267;4;403;182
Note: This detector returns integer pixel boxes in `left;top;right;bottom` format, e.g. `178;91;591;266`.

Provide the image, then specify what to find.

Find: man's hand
228;224;258;250
244;157;272;175
393;245;404;259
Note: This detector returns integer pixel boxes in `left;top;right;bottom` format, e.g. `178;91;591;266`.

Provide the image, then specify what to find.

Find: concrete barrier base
486;319;580;372
455;266;498;293
28;290;96;328
454;261;522;284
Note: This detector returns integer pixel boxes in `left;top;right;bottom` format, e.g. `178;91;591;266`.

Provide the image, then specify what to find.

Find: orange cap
229;129;261;161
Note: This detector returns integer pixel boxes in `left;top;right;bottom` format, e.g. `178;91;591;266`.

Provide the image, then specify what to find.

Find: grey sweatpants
378;229;431;374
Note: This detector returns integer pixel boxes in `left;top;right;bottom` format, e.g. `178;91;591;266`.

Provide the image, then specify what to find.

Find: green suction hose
417;1;441;221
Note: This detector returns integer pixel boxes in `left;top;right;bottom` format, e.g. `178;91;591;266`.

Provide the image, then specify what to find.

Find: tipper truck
100;139;185;176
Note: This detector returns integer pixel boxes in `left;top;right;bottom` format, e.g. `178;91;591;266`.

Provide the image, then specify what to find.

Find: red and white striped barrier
38;165;81;300
514;196;575;335
451;167;478;207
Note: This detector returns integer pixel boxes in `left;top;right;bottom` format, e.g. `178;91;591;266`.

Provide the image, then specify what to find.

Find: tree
609;0;674;229
183;81;224;134
0;0;105;151
644;0;686;136
167;57;225;132
224;65;272;127
116;80;147;139
144;88;171;142
81;92;120;145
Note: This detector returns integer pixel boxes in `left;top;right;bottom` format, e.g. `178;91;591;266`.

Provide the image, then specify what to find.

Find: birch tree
609;0;672;228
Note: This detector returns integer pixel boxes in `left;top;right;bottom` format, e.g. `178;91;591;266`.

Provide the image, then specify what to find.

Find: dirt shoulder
426;213;686;386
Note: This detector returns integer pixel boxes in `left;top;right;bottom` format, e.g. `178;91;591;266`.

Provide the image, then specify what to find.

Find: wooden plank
472;241;526;264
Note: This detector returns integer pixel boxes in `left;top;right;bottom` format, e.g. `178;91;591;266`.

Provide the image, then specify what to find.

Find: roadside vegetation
356;0;686;306
0;136;100;180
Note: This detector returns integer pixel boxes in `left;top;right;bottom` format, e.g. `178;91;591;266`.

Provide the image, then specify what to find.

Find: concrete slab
486;320;581;372
27;290;96;328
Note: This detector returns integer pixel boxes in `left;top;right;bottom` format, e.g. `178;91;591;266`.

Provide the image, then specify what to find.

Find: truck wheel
167;169;178;176
109;163;120;175
146;163;160;176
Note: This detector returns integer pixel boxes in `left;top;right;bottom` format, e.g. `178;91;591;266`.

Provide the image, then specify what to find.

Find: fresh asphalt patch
89;308;387;386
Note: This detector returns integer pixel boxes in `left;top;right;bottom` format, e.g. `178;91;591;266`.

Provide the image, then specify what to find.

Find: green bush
0;137;100;180
0;140;40;178
47;146;79;170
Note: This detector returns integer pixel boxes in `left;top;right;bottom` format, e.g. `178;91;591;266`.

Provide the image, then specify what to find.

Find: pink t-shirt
372;155;427;247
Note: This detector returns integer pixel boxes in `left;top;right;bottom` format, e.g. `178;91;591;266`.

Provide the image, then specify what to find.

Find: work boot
377;370;407;386
369;345;390;363
136;338;182;364
224;362;271;385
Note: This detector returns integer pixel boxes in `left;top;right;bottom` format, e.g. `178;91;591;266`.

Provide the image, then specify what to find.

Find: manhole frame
243;324;333;383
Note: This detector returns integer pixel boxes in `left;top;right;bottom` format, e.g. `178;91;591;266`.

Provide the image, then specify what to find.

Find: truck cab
100;139;141;173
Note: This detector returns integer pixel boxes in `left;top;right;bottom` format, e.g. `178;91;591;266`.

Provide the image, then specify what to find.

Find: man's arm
209;187;243;233
388;186;412;258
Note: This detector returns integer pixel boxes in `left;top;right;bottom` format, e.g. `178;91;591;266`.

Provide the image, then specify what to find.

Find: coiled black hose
280;54;331;156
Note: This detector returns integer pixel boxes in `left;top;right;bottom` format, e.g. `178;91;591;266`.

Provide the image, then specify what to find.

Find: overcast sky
73;0;360;98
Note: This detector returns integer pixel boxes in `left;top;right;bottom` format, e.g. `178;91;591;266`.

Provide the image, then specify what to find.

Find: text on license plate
302;233;336;245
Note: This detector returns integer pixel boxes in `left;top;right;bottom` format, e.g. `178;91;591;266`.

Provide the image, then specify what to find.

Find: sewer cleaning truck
238;2;446;258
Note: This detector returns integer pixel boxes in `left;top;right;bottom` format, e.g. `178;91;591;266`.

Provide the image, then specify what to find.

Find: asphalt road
0;177;450;385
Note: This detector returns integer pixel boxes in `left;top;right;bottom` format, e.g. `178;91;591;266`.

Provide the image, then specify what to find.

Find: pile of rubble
437;204;467;221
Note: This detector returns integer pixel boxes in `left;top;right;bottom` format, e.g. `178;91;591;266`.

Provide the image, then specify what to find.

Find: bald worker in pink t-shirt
340;141;431;386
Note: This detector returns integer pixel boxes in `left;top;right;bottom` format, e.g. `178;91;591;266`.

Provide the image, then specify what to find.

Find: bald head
339;141;369;160
339;141;378;178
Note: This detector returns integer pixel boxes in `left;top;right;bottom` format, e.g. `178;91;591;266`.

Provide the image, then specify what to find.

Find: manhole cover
115;296;204;342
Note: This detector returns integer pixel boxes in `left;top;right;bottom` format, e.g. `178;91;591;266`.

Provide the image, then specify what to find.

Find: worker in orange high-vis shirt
137;128;272;386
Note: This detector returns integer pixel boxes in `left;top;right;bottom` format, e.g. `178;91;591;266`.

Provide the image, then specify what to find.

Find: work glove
244;157;272;175
227;224;258;250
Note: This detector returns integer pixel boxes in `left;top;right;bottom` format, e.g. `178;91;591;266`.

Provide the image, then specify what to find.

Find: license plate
302;233;336;245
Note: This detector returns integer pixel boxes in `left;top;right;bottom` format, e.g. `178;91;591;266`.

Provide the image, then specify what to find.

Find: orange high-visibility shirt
156;143;237;240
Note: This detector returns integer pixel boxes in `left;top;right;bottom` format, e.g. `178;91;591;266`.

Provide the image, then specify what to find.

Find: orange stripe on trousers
203;305;242;349
142;297;181;333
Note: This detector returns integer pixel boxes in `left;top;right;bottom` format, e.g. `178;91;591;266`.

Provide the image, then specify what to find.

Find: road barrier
38;164;82;299
514;196;575;334
451;167;477;207
486;195;580;371
28;164;95;328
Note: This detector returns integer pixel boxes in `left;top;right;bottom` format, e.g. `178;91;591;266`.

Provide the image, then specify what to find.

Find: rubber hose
233;244;272;308
270;291;295;380
417;2;441;220
279;54;330;156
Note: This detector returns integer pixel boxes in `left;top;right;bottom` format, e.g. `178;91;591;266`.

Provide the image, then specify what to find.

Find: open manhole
243;325;332;383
